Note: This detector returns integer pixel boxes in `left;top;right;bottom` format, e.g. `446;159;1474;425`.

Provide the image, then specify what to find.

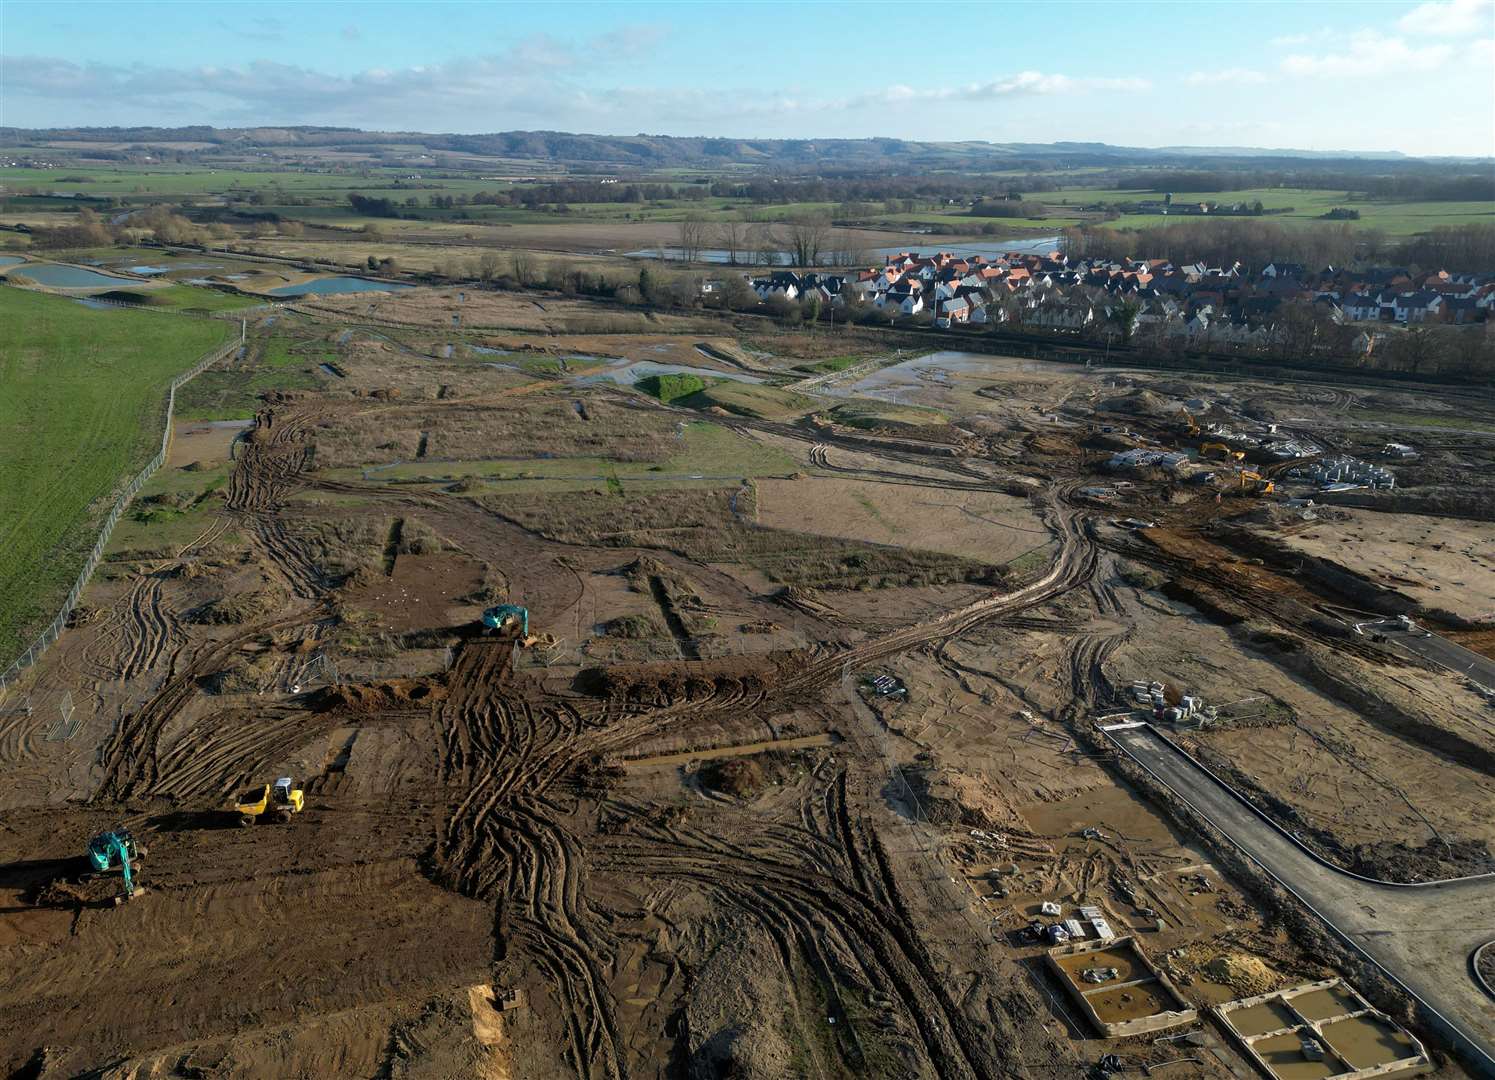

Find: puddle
443;344;454;358
72;298;113;309
318;363;344;379
1229;1000;1299;1037
1252;1031;1343;1080
337;330;353;344
0;255;24;268
1286;985;1360;1022
267;275;415;297
1055;947;1143;983
1084;979;1176;1024
1319;1015;1416;1070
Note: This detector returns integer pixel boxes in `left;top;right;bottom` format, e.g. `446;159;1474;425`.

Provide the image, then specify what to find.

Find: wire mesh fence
0;330;243;689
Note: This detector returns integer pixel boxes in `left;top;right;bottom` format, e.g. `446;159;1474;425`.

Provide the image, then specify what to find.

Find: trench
646;575;699;661
382;517;405;576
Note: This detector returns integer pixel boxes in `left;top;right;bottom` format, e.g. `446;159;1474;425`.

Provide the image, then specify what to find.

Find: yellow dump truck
233;777;305;826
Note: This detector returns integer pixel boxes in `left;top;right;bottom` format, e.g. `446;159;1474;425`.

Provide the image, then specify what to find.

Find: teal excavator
86;829;144;904
480;604;555;650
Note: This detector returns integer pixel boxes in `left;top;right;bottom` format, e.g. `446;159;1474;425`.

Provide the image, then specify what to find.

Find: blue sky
3;0;1492;155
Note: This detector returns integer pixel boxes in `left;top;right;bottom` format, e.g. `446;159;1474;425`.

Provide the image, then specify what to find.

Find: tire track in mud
419;491;1097;1079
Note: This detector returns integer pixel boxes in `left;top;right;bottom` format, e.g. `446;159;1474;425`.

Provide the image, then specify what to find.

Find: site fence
0;327;245;690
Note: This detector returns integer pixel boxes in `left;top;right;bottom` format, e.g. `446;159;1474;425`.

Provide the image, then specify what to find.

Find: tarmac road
1395;632;1495;689
1102;722;1495;1077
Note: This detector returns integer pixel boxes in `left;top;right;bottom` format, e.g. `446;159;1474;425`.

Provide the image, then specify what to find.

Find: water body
123;263;223;275
623;238;1060;264
267;276;415;297
9;262;134;288
0;255;25;268
835;350;1013;404
575;359;763;387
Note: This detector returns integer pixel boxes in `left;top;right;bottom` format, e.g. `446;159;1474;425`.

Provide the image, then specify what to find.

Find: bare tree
717;218;745;265
678;212;708;263
476;251;501;283
786;215;831;268
750;223;781;267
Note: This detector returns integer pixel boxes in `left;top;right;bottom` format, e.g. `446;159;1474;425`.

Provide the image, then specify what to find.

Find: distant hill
2;126;1486;173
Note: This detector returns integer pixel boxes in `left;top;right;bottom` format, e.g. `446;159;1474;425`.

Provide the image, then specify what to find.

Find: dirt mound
1204;953;1280;997
1098;388;1176;419
188;587;286;625
905;761;1022;830
684;928;797;1080
699;758;768;799
580;653;795;702
1023;432;1079;457
315;678;446;713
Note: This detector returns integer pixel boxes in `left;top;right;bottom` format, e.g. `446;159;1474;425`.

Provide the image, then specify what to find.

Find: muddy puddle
1319;1015;1417;1069
1252;1031;1344;1080
1229;999;1298;1036
1083;979;1176;1023
1287;984;1360;1021
1054;947;1142;984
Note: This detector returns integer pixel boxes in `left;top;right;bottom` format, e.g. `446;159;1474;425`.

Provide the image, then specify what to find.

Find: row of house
750;251;1495;337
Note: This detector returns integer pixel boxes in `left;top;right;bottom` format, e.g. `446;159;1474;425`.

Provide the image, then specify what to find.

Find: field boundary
0;320;244;689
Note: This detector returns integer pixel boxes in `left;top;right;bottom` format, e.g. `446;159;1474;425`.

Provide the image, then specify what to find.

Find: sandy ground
1274;509;1495;624
756;475;1050;563
4;283;1495;1078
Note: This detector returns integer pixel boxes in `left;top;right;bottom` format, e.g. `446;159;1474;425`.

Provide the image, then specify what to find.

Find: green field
1048;186;1495;235
0;288;234;662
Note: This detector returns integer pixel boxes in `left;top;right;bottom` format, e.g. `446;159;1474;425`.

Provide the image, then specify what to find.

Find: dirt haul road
1104;722;1495;1076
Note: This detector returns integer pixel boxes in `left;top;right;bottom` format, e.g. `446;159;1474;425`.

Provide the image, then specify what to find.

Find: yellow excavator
233;777;305;826
1201;442;1245;462
1180;408;1201;439
1235;470;1275;495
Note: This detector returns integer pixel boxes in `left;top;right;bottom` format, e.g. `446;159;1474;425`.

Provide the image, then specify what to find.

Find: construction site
2;292;1493;1080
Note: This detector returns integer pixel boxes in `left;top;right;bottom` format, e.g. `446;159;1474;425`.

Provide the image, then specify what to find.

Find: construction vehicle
1234;470;1275;495
481;604;557;650
1179;408;1200;439
233;777;305;826
86;829;144;903
1200;442;1244;463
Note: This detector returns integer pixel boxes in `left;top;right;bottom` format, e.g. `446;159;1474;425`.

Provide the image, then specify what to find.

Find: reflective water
267;276;415;297
9;262;133;288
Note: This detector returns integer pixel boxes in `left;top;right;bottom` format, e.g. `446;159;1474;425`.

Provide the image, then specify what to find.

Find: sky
2;0;1493;157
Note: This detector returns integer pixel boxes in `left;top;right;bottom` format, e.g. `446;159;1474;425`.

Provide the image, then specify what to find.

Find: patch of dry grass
486;486;1002;591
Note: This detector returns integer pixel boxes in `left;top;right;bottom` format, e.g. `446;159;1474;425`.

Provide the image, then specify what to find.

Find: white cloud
1397;0;1494;36
851;71;1147;107
1185;68;1268;85
1282;30;1455;75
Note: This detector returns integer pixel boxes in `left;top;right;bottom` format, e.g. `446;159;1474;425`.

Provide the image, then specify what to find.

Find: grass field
0;287;234;662
1047;186;1495;235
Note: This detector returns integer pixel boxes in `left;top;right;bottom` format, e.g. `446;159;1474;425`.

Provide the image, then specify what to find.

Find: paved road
1103;723;1495;1076
1396;633;1495;689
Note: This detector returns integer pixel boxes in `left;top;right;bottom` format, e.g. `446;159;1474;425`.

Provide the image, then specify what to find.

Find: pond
0;255;25;268
6;262;135;288
624;237;1060;265
267;276;415;297
574;359;763;386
